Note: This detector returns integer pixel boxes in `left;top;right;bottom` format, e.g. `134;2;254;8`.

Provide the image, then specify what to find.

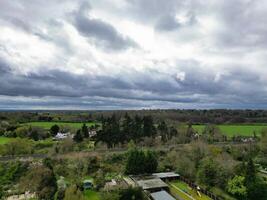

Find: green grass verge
210;187;236;200
0;137;13;144
169;185;192;200
24;122;98;129
84;190;100;200
170;180;212;200
193;124;267;137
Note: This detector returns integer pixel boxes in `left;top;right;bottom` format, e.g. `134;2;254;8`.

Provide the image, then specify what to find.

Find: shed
136;178;168;192
150;191;176;200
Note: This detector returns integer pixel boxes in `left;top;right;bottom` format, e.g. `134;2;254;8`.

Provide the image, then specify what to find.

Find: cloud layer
1;0;267;110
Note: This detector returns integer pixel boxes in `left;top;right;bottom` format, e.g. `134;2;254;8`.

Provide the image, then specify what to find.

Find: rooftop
136;178;168;190
83;180;93;183
150;191;176;200
152;172;180;179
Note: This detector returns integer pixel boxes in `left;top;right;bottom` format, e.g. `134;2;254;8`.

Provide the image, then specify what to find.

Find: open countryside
193;124;267;137
1;0;267;200
25;122;267;137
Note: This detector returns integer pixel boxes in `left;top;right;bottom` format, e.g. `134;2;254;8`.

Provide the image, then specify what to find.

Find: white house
53;132;70;140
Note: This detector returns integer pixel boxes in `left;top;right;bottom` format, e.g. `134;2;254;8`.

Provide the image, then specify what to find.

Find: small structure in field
88;130;97;138
83;180;94;190
150;190;176;200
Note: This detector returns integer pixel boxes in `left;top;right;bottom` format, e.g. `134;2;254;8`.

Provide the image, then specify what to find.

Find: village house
53;132;71;140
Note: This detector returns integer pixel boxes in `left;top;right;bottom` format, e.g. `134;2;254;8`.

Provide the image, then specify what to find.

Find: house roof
152;172;180;179
136;178;168;190
150;191;176;200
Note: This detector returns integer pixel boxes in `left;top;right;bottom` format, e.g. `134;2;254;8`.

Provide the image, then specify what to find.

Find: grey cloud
1;0;267;109
126;0;179;22
155;13;197;31
0;57;11;73
73;2;137;50
155;15;181;31
212;0;267;49
1;57;267;109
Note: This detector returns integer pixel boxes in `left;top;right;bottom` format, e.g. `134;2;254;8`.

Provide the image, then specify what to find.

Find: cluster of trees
125;148;158;174
0;161;29;198
73;124;90;143
0;122;49;141
19;158;58;200
96;114;177;148
159;139;267;199
0;138;34;156
226;159;267;200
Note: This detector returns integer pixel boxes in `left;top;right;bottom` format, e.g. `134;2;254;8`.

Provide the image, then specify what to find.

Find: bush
1;138;34;156
0;161;29;191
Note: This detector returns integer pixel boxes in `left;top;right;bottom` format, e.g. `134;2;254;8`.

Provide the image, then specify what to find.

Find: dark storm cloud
0;65;195;104
72;2;136;50
1;57;267;108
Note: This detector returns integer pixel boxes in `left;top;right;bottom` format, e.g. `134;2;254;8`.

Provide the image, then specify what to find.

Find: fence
179;176;223;200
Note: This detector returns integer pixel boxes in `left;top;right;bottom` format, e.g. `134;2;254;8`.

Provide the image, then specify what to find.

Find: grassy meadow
193;124;267;137
24;121;98;129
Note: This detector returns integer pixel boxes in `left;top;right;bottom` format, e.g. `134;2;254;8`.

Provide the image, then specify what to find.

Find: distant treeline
2;109;267;124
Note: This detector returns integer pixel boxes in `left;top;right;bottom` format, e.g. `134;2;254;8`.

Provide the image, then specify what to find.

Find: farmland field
24;122;98;129
193;124;267;137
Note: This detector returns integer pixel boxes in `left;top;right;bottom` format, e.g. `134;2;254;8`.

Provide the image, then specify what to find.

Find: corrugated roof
152;172;180;179
151;191;176;200
136;178;168;190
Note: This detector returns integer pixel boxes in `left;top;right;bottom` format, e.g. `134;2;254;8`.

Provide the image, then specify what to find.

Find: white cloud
176;71;186;82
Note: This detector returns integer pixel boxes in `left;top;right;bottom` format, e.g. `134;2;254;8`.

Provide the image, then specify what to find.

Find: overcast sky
1;0;267;110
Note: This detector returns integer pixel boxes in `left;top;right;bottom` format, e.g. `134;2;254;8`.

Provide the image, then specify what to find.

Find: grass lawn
210;187;236;200
84;190;100;200
192;124;267;137
170;180;212;200
0;137;13;144
24;122;98;129
170;185;192;200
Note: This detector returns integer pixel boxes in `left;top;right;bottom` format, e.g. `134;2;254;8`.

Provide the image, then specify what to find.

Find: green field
24;122;98;129
84;190;100;200
193;124;267;137
0;137;13;145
